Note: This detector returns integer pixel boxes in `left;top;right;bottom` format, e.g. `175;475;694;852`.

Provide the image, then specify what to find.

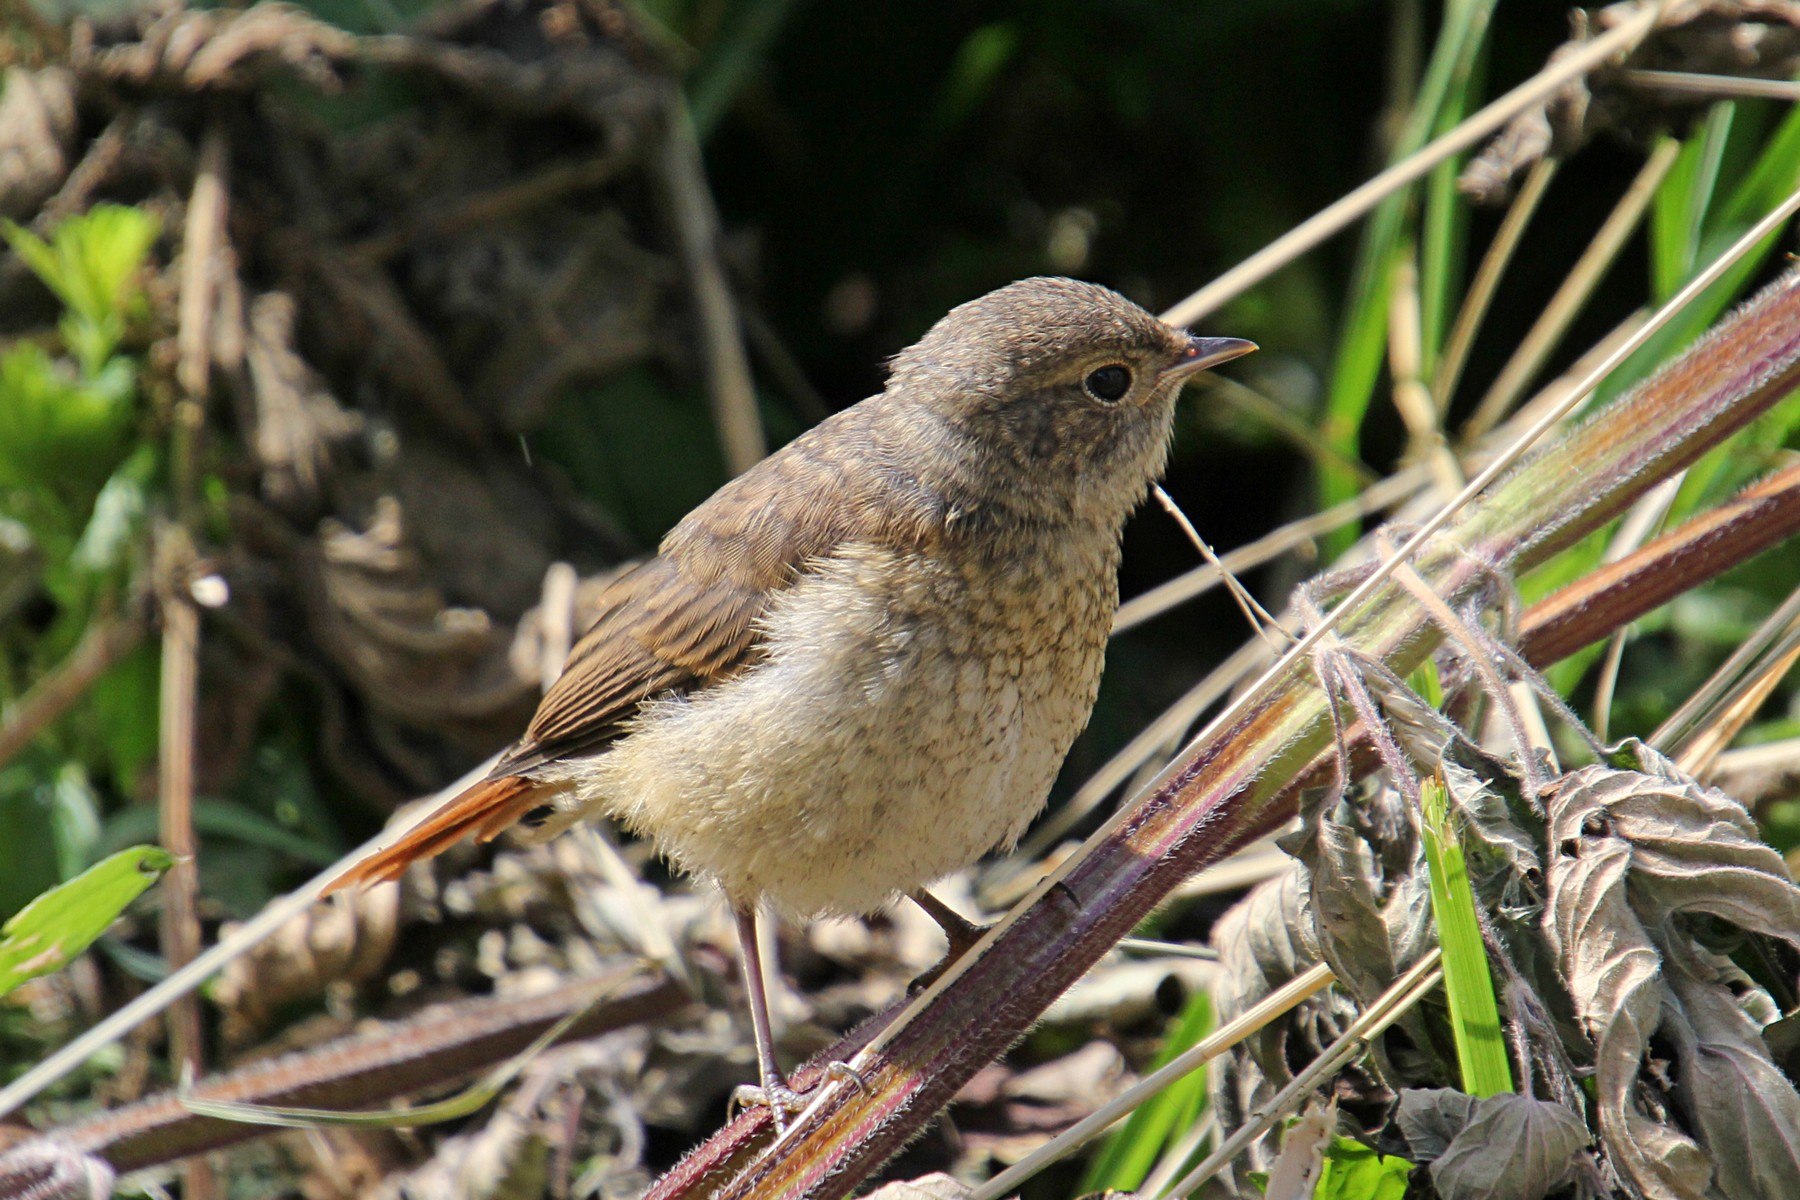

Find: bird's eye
1083;365;1132;403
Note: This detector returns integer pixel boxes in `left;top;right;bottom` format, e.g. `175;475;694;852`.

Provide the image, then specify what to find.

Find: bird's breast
575;527;1121;916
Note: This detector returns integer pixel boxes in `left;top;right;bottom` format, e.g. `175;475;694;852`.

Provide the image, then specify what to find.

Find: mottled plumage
329;276;1253;1116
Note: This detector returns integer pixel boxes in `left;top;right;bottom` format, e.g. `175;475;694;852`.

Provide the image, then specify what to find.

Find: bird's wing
500;548;778;770
512;413;918;765
327;417;924;891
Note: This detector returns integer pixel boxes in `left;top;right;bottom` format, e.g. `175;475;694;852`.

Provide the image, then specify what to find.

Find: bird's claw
822;1059;870;1094
731;1060;869;1131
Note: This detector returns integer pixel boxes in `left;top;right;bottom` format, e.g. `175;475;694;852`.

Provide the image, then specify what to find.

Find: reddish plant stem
0;969;690;1179
648;268;1800;1200
1518;458;1800;665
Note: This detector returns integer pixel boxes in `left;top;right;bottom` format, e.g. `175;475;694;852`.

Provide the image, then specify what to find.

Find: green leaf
70;443;155;580
1318;0;1495;552
1422;775;1512;1097
46;762;101;883
0;844;174;997
3;206;159;374
3;205;160;322
1315;1136;1412;1200
0;343;136;498
1650;108;1734;303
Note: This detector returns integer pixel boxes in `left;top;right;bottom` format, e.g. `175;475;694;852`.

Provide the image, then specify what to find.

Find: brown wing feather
331;408;933;890
504;553;770;768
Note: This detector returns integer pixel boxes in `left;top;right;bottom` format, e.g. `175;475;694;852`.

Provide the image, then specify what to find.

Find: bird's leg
907;889;991;991
909;889;986;958
728;904;806;1129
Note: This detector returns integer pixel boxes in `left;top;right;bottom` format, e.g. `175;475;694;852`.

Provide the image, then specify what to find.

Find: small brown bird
330;277;1253;1117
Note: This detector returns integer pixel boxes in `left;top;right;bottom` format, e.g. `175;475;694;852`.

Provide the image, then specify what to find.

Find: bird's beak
1162;334;1258;383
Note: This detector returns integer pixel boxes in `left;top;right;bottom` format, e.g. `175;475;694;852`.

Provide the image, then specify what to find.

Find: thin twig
970;964;1336;1200
155;532;204;1078
1464;137;1679;440
1677;640;1800;776
174;124;228;471
1654;583;1800;754
0;611;147;771
1159;1;1666;325
657;88;765;475
1386;248;1463;493
1150;484;1288;648
1591;475;1682;741
1432;157;1557;411
1114;938;1220;961
163;120;230;1200
1160;952;1444;1200
1112;465;1432;634
1623;68;1800;102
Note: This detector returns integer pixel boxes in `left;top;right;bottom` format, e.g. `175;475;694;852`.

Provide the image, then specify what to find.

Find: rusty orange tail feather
325;775;545;893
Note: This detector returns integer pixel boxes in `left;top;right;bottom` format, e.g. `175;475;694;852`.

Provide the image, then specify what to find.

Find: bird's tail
325;774;547;892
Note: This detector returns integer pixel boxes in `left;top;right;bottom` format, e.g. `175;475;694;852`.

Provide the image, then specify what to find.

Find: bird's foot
731;1078;807;1131
731;1061;869;1131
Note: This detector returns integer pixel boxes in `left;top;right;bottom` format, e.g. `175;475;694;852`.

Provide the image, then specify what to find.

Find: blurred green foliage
0;206;160;917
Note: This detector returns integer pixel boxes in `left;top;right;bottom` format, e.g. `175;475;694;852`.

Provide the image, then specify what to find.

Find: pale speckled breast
553;525;1120;917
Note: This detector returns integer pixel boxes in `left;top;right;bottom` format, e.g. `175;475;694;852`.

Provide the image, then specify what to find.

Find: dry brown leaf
1545;744;1800;1198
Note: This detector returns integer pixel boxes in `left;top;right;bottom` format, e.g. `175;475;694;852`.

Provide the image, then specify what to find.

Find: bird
328;276;1255;1121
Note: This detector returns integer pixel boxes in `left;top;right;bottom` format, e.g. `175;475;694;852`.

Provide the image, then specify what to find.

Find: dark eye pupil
1085;365;1131;401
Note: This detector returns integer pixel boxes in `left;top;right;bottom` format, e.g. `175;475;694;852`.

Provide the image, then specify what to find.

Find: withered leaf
1546;748;1800;1199
1427;1092;1590;1200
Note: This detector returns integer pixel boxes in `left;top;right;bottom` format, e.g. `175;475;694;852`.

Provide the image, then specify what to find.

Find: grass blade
1420;775;1510;1097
